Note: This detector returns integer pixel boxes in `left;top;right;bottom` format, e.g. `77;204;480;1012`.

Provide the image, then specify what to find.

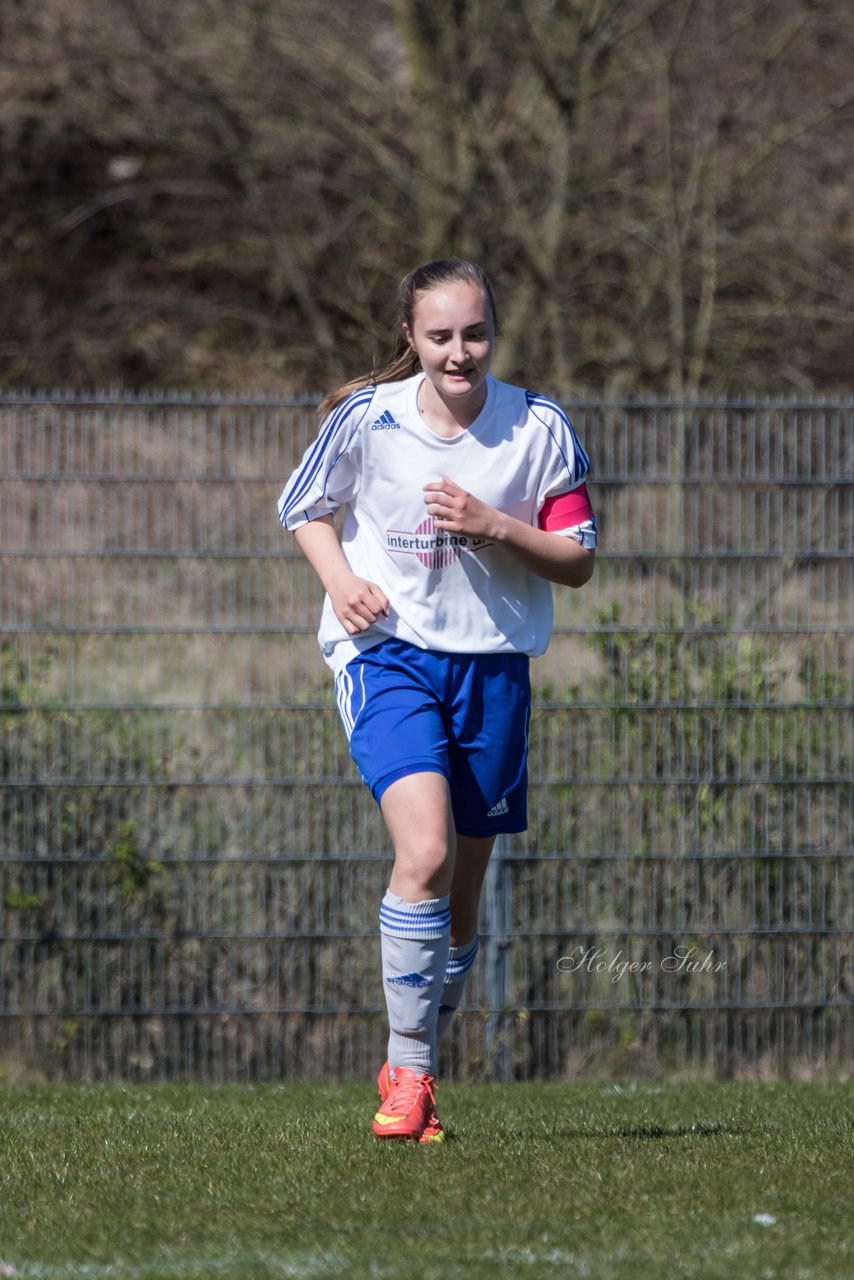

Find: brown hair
318;258;499;419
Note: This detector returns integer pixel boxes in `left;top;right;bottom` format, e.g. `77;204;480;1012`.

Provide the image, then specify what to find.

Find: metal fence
1;393;852;1082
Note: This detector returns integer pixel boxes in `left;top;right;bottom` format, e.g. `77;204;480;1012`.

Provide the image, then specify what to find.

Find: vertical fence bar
482;834;513;1082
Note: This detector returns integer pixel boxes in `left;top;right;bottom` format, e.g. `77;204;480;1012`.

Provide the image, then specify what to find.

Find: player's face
404;281;495;409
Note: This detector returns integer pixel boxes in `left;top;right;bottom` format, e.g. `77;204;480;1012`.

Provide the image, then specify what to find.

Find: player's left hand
423;476;501;540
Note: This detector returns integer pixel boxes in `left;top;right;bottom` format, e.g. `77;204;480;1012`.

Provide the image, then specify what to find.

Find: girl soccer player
277;259;596;1141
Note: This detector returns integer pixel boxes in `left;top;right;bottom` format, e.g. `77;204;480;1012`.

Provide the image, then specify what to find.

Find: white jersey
277;373;595;674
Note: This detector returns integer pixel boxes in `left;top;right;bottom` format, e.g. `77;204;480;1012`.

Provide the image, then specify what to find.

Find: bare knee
390;835;454;900
381;772;455;900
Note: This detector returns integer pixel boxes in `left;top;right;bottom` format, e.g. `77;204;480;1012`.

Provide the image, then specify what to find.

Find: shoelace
385;1072;436;1116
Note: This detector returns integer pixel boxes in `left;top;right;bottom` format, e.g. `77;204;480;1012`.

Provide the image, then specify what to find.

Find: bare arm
424;477;595;588
293;515;390;634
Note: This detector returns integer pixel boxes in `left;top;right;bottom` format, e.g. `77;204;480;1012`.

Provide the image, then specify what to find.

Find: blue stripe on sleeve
526;392;590;482
278;386;375;525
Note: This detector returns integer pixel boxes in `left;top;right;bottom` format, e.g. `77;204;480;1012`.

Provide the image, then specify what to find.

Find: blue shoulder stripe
279;386;375;522
525;391;590;478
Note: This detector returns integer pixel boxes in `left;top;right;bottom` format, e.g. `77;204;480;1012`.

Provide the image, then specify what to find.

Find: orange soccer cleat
373;1062;444;1142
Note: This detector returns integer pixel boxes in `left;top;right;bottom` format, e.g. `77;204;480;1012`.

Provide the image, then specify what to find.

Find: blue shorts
334;638;531;836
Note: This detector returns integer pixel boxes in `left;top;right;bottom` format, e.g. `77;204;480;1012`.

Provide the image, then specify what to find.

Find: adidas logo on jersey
487;796;510;818
370;410;402;431
386;971;433;988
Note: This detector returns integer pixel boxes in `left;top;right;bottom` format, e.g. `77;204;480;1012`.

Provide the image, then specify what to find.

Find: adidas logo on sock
386;971;432;988
370;410;402;431
487;796;509;818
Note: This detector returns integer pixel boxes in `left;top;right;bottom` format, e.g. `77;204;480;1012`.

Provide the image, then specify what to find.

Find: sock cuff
446;933;480;978
379;891;451;939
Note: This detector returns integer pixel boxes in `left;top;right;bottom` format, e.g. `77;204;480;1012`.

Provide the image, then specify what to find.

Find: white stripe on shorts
334;663;366;741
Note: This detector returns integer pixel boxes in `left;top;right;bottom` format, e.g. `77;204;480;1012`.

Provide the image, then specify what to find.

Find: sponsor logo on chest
386;517;493;569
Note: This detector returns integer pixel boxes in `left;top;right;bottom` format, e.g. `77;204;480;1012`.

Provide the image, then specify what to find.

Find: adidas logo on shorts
487;796;510;818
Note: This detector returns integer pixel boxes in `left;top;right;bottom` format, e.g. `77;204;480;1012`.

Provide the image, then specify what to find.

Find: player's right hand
327;572;390;635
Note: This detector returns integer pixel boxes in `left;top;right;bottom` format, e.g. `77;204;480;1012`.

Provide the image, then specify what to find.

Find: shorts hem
455;821;528;838
371;760;450;805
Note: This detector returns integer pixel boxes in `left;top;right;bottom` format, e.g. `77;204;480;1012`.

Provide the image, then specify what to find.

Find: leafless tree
0;0;851;392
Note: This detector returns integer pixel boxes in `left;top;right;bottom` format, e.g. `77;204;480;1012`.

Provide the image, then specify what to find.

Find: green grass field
0;1081;851;1280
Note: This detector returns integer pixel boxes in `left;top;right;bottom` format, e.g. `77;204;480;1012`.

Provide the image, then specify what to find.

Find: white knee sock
379;890;451;1077
437;934;480;1043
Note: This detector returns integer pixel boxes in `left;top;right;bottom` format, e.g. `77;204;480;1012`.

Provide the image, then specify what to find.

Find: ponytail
318;258;499;420
317;341;418;420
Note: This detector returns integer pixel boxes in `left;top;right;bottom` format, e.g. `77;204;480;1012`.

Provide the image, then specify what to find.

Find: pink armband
538;482;594;531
